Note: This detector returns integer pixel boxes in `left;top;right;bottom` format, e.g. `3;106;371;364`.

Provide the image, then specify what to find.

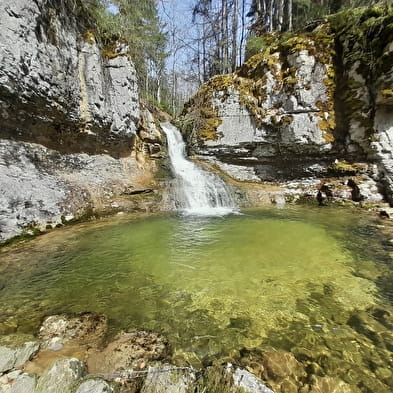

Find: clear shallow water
0;207;393;390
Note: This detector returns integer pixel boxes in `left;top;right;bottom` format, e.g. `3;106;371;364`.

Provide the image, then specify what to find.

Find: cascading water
161;122;237;216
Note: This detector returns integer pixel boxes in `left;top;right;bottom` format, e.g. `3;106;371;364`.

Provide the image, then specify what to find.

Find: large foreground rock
140;365;195;393
75;379;113;393
0;342;40;373
35;358;85;393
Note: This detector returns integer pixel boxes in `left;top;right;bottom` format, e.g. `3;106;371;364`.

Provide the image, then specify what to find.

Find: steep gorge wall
182;7;393;206
0;0;165;243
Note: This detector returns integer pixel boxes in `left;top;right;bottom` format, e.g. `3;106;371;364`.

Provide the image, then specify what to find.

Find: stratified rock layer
0;0;165;243
182;8;393;206
0;0;138;156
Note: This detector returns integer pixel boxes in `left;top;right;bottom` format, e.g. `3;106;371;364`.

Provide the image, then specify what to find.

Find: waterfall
161;122;237;216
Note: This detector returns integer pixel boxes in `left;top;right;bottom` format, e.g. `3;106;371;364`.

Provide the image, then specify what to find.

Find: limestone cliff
181;6;393;206
0;0;166;243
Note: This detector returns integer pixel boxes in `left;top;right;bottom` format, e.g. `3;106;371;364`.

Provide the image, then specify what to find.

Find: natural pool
0;206;392;392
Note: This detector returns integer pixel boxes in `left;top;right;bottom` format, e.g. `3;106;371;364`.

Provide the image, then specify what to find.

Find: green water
1;207;393;390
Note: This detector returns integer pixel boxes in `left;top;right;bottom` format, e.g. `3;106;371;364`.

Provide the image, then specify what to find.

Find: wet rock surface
87;331;170;373
237;306;393;393
231;367;275;393
1;308;393;392
39;313;107;351
140;365;195;393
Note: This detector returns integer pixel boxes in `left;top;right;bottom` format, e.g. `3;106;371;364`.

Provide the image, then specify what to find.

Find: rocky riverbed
0;313;276;393
1;304;392;393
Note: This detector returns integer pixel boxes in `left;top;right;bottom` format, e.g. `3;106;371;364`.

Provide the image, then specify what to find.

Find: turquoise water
0;207;392;391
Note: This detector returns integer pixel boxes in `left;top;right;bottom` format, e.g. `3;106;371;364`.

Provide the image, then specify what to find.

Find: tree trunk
278;0;284;31
287;0;292;31
239;0;246;65
232;0;239;71
221;0;228;73
268;0;274;32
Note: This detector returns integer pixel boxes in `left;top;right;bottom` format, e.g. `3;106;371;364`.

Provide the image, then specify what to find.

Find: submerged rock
35;358;85;393
39;313;108;351
87;331;170;373
261;351;305;381
232;367;275;393
302;376;361;393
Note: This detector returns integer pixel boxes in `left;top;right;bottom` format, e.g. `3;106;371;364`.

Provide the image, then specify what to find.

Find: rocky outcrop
0;0;167;243
181;7;393;207
0;0;138;156
0;314;278;393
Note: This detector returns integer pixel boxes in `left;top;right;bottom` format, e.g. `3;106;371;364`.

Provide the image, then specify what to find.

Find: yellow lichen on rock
83;30;95;45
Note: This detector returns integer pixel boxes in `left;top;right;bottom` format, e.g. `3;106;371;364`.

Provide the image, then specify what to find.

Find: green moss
181;76;233;143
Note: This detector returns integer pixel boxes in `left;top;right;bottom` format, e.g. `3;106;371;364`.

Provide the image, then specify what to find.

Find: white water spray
161;122;237;216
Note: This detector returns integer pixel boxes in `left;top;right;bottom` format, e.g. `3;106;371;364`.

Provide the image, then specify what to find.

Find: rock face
0;0;138;155
0;0;165;243
182;9;393;206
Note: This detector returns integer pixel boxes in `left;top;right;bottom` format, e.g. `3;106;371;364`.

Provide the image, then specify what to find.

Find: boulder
140;365;195;393
39;313;107;351
0;342;40;373
75;379;113;393
10;374;36;393
35;358;85;393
